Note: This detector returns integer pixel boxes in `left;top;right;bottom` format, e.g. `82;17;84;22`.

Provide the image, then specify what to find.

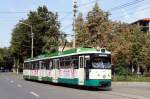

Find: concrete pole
73;0;77;48
20;22;34;58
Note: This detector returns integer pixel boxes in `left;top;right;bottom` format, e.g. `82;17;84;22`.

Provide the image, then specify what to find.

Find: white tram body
23;48;111;87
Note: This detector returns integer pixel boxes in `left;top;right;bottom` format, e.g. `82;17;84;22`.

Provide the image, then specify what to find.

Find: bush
144;73;150;77
113;75;150;82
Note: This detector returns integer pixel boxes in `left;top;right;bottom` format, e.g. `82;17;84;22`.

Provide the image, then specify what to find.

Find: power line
110;4;150;20
78;0;101;7
60;0;101;22
0;11;27;14
61;23;72;30
59;11;72;21
109;0;145;12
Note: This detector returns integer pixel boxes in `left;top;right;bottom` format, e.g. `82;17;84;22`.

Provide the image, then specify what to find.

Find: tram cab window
91;57;111;69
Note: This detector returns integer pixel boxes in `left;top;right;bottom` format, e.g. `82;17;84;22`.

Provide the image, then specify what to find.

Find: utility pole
73;0;77;48
20;22;34;58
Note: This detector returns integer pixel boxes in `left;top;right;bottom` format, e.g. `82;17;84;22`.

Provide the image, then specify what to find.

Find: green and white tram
23;47;111;88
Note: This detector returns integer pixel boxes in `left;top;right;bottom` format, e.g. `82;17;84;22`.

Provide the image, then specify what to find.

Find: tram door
79;56;85;85
53;59;60;83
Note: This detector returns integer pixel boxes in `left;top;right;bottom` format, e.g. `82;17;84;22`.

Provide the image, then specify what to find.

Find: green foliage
10;5;60;71
113;75;150;82
75;3;111;47
115;58;128;76
0;48;13;70
75;3;150;75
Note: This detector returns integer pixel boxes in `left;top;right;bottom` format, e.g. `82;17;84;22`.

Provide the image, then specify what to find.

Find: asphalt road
0;72;150;99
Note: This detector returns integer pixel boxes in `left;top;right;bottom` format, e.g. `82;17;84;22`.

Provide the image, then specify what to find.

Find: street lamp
20;22;34;58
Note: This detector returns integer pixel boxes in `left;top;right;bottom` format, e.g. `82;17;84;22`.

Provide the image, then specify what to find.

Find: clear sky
0;0;150;47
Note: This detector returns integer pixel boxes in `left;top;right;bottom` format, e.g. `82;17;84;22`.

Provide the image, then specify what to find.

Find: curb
112;82;150;86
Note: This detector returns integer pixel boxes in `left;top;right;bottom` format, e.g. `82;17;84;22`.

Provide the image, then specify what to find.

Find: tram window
80;57;83;68
39;61;44;69
25;63;29;69
85;56;91;69
85;59;91;69
29;63;32;70
35;62;38;70
52;60;54;69
64;61;70;68
73;60;78;69
43;60;49;70
32;62;35;70
60;58;64;69
41;60;48;69
57;60;60;69
49;60;53;69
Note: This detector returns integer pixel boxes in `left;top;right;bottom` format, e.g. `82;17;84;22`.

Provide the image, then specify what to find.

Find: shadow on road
24;79;112;91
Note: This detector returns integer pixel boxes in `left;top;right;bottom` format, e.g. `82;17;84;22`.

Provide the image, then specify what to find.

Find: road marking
30;91;40;98
10;80;14;83
17;84;22;88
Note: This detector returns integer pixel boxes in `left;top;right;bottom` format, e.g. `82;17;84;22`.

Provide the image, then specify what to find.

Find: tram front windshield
86;55;111;69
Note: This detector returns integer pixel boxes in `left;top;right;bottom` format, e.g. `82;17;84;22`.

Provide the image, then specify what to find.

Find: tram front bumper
84;79;111;87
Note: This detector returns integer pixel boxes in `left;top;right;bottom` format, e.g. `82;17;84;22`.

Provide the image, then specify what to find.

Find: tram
23;47;112;88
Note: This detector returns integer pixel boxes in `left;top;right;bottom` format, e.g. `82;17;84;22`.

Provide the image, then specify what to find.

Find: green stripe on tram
42;76;52;82
84;79;111;87
58;78;79;85
30;76;39;80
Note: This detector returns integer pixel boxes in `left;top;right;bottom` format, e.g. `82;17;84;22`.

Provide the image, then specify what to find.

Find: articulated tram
23;47;111;88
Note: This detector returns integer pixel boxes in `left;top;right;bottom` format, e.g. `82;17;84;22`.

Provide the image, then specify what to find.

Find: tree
10;5;60;72
75;3;150;75
75;13;88;47
75;3;113;48
0;48;13;71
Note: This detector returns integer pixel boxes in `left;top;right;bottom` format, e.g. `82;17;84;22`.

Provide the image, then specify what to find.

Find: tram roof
24;47;111;62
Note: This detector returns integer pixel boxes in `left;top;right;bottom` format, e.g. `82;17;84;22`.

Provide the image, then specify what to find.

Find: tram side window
49;60;53;69
25;63;30;70
41;61;46;69
45;60;50;70
28;62;32;70
73;56;79;69
65;60;71;69
35;62;39;70
80;57;83;68
60;56;79;69
60;58;64;69
40;60;50;70
60;57;71;69
32;62;35;70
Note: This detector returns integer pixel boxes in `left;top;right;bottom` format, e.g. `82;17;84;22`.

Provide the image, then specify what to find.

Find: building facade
131;18;150;33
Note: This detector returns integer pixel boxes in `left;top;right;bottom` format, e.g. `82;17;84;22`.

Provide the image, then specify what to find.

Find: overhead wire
110;4;150;20
109;0;145;12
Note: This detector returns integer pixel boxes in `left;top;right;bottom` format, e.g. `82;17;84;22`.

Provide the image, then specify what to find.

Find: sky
0;0;150;47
